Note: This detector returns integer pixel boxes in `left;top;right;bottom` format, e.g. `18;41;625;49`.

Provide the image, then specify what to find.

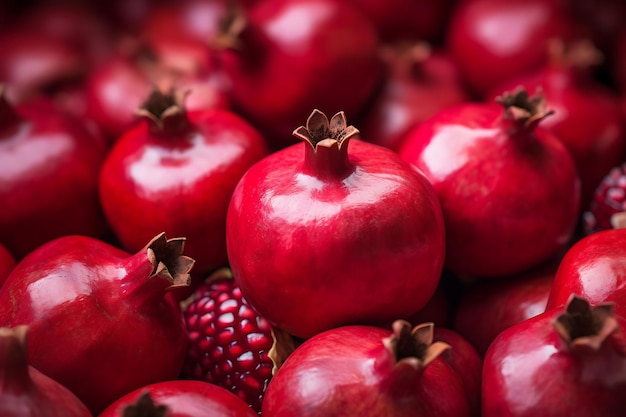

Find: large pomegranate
226;109;445;339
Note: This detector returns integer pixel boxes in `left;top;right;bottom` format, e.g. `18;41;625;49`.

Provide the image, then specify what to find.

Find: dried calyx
147;232;194;288
136;88;189;133
293;109;360;150
122;392;169;417
212;0;248;50
383;320;450;369
496;87;554;130
547;38;603;70
553;295;620;352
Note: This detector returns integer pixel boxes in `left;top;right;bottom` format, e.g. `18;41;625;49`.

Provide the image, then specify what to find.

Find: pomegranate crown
553;295;620;352
122;392;168;417
383;320;450;369
293;109;360;150
147;232;195;287
496;87;554;130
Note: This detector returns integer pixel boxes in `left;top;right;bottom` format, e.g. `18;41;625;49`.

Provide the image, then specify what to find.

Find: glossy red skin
0;331;92;417
453;261;556;355
547;228;626;320
262;324;473;416
346;0;454;43
398;102;581;278
84;54;152;139
0;243;15;287
226;138;445;339
359;49;469;152
0;98;108;258
0;235;188;415
98;380;257;417
0;31;84;103
488;65;626;206
447;0;577;97
482;306;626;416
433;328;483;417
218;0;383;148
100;108;267;277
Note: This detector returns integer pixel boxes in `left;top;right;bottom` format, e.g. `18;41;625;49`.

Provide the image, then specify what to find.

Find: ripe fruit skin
547;228;626;320
0;91;108;258
181;268;274;413
453;261;556;355
482;297;626;416
447;0;577;97
399;90;581;278
217;0;383;148
99;91;267;277
226;110;445;339
0;243;15;287
0;326;93;417
0;233;194;415
98;380;257;417
262;321;477;417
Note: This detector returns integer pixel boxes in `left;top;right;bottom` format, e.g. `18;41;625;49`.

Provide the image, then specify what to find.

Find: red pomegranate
0;233;194;414
547;226;626;321
358;42;469;152
216;0;383;148
99;89;267;278
487;39;626;206
0;326;93;417
226;109;445;339
262;321;481;416
447;0;578;97
98;380;257;417
0;88;108;258
399;88;581;278
483;295;626;416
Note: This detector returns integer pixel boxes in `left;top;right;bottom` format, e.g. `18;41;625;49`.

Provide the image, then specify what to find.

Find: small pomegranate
359;42;469;152
98;380;257;417
0;326;93;417
547;226;626;320
216;0;383;148
488;39;626;206
447;0;578;97
99;89;267;279
0;87;108;258
226;109;445;339
262;321;481;416
181;268;274;413
399;88;581;278
453;260;556;355
0;233;194;414
483;295;626;416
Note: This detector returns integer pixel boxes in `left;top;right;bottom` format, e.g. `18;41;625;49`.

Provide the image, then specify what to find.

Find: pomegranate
399;88;581;278
0;326;93;417
226;109;445;338
487;39;626;206
447;0;578;97
98;380;257;417
181;268;274;413
0;30;84;104
358;42;469;152
262;320;479;416
0;232;194;414
216;0;383;148
483;295;626;416
547;226;626;321
99;89;267;278
453;260;556;355
0;87;108;259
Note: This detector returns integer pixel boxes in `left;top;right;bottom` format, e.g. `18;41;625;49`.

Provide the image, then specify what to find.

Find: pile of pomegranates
2;0;626;415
